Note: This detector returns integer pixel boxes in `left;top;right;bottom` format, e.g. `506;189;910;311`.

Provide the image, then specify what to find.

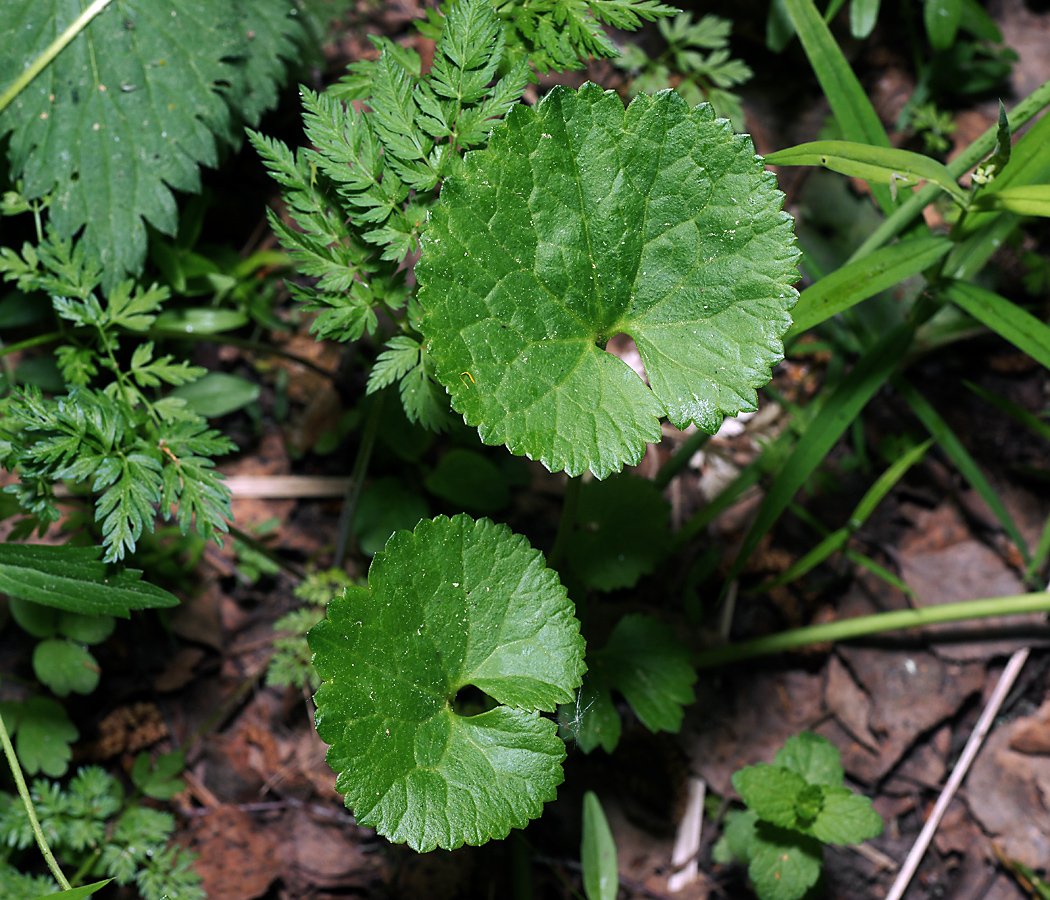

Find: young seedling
713;732;883;900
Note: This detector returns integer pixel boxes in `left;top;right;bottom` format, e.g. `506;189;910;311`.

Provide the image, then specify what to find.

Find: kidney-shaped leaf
310;514;586;851
418;83;799;478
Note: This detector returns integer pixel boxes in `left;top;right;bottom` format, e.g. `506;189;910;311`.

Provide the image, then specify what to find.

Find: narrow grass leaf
29;880;113;900
945;281;1050;371
893;375;1030;563
724;323;914;590
1028;514;1050;583
844;548;915;594
581;792;619;900
964;380;1050;443
765;142;968;205
850;0;881;38
779;0;893;211
787;236;952;336
753;438;932;591
972;184;1050;217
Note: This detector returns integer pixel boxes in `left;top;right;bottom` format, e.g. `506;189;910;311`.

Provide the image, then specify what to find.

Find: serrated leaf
0;0;303;286
773;731;844;787
748;826;823;900
0;543;179;617
808;786;882;845
419;83;798;478
566;474;670;591
368;335;423;394
732;764;807;829
33;638;100;697
310;514;586;851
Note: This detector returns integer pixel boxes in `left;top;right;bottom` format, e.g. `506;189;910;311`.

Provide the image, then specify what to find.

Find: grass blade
780;0;894;211
893;375;1030;563
787;236;952;337
723;322;915;590
964;380;1050;444
765;142;968;205
945;281;1050;371
972;184;1050;217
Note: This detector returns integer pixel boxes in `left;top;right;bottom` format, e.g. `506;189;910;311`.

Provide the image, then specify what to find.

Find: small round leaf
419;83;799;478
310;514;586;851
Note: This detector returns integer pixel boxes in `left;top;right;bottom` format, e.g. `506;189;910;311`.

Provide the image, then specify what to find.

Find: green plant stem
547;474;582;570
227;523;305;580
693;591;1050;669
654;428;710;490
0;331;64;358
848;76;1050;263
0;712;73;890
333;390;385;569
0;0;115;116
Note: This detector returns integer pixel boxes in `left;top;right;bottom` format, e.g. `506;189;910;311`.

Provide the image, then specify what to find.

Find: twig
884;646;1030;900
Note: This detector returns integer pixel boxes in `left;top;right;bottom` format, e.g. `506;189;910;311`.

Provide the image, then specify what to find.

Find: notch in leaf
309;514;586;851
418;82;799;478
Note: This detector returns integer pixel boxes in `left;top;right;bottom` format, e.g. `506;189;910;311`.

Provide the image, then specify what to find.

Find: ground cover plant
0;0;1048;898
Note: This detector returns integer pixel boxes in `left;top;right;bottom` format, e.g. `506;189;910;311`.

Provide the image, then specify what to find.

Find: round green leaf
418;83;799;478
33;638;100;697
310;514;586;851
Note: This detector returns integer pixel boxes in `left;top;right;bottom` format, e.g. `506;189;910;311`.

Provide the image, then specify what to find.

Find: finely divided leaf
310;514;586;851
419;83;799;478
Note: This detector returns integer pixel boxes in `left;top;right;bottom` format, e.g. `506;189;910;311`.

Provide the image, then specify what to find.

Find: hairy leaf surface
419;83;798;478
310;514;585;850
0;0;304;284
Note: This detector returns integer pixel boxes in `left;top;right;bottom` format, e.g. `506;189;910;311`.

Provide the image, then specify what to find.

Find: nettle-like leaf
0;0;305;286
310;514;586;851
419;83;799;478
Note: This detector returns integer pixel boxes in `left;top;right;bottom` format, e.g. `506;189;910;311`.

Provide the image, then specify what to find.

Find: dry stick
883;646;1030;900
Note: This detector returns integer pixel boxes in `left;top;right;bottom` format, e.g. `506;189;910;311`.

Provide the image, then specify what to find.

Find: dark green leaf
352;477;430;556
567;475;670;591
310;514;586;850
419;83;798;478
0;544;178;617
589;614;696;735
425;448;511;514
0;0;304;285
153;308;250;334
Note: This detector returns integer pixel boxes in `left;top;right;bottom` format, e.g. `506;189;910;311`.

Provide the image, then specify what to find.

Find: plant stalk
0;0;116;117
0;711;73;890
333;390;385;569
654;428;710;490
693;591;1050;669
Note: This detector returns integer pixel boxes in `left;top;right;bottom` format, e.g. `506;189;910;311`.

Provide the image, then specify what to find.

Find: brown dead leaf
281;809;387;890
899;539;1039;661
1009;697;1050;756
825;653;878;751
966;714;1050;869
183;805;282;900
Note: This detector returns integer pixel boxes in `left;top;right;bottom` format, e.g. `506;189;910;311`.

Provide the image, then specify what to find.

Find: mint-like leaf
732;764;807;830
419;83;798;478
774;731;844;787
748;826;823;900
310;514;586;850
808;787;883;845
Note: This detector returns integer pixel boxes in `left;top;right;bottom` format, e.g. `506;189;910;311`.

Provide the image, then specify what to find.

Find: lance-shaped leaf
418;83;799;478
310;514;586;851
